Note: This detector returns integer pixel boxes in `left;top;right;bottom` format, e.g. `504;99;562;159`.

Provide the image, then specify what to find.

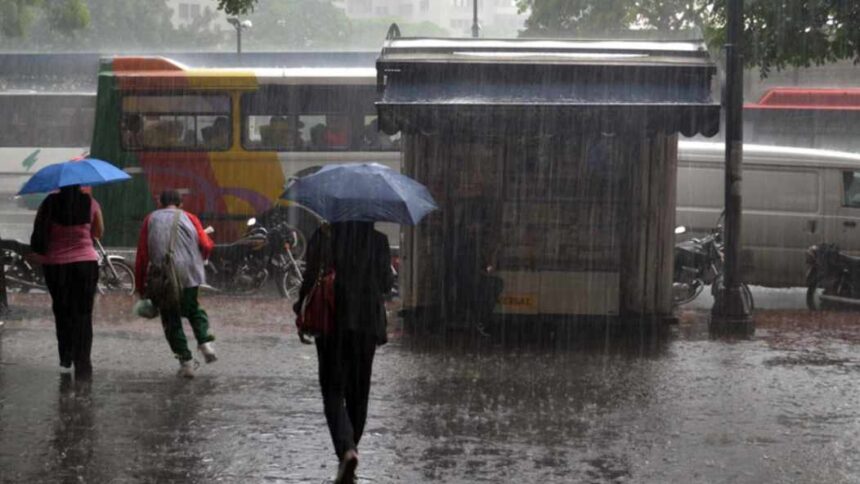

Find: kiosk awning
377;38;721;137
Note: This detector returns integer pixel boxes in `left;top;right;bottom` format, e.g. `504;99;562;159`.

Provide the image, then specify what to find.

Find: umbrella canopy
18;157;131;195
281;163;438;225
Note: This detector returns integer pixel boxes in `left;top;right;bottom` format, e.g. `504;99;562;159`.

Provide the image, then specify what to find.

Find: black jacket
296;222;393;345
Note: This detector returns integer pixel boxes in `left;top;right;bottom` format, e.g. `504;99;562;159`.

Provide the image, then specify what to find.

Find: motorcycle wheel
672;281;703;306
807;275;851;311
740;282;755;312
98;260;135;295
710;276;755;312
258;206;316;260
277;260;305;300
204;264;268;296
3;249;42;293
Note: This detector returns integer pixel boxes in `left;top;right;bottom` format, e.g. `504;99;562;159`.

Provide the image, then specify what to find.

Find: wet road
2;294;860;483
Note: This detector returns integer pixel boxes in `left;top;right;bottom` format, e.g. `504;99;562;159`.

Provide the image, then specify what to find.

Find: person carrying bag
294;221;393;484
134;190;217;378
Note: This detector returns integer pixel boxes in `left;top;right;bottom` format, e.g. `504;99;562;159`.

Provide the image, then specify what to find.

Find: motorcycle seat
838;252;860;267
0;239;31;252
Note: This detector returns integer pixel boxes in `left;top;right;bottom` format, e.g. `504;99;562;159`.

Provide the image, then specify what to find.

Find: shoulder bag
146;210;183;313
296;228;336;336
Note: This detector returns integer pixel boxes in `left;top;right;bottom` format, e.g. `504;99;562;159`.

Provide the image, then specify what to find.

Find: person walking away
134;190;216;378
295;222;393;484
30;185;103;379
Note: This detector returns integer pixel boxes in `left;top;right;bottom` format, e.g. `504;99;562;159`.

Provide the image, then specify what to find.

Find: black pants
43;261;99;376
315;329;377;459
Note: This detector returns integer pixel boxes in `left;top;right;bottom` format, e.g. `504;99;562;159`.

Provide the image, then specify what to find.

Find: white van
676;141;860;287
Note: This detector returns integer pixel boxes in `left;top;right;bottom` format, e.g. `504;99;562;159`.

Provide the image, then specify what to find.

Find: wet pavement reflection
2;294;860;483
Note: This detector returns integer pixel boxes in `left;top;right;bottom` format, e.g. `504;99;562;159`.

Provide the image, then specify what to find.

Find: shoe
335;449;358;484
198;342;217;363
177;360;195;379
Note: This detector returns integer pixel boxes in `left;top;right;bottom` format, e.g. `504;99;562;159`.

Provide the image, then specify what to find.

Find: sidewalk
2;294;860;483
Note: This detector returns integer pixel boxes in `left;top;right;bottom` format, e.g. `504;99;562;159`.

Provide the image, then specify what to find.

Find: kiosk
377;38;720;324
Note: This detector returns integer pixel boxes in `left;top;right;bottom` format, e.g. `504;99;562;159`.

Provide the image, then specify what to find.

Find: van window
842;171;860;208
744;169;818;213
677;165;818;213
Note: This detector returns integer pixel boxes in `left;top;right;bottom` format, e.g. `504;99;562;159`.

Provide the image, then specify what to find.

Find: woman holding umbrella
286;163;437;484
22;157;130;378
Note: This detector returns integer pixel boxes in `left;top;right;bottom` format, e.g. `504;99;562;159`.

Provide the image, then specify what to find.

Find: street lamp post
471;0;480;38
227;18;253;60
712;0;753;333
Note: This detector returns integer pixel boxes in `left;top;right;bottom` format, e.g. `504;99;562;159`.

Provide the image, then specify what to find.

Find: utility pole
471;0;480;38
227;18;252;61
712;0;753;333
0;239;8;318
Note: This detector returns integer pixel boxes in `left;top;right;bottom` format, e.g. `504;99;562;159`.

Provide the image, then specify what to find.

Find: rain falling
2;1;860;482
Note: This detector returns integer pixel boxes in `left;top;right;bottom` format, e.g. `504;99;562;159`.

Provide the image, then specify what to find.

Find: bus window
299;114;350;150
361;115;401;150
121;94;230;151
245;115;302;150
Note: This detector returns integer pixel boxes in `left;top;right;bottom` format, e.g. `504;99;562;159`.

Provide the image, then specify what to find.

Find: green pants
160;287;213;362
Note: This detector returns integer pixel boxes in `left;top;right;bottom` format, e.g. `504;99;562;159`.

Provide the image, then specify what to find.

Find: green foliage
243;0;350;49
1;0;90;37
516;0;860;75
2;0;225;52
1;0;446;52
243;0;448;50
217;0;257;16
44;0;90;34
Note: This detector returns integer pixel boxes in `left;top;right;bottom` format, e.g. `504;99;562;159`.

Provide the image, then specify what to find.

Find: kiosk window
843;171;860;208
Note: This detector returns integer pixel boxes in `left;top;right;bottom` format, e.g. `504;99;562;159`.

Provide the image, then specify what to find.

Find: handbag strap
166;209;182;258
318;223;335;280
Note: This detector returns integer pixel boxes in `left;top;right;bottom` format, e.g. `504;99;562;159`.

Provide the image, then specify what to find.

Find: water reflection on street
1;294;859;483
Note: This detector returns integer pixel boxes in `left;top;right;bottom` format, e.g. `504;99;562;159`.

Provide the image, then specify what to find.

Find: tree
516;0;860;76
0;0;89;38
3;0;226;52
217;0;258;16
244;0;350;50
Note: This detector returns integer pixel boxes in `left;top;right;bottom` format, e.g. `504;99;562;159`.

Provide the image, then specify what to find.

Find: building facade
165;0;232;31
332;0;525;37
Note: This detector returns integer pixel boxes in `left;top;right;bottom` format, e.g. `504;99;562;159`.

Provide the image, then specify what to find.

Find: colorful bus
90;56;401;247
0;92;94;241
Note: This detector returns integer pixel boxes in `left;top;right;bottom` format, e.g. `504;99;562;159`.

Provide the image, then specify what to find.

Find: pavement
2;292;860;483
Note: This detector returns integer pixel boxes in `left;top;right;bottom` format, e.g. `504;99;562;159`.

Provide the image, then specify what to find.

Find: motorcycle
805;243;860;310
1;239;135;295
204;217;304;298
672;224;752;307
1;239;44;292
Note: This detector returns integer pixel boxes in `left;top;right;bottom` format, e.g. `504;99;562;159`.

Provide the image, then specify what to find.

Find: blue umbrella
281;163;438;225
18;157;131;195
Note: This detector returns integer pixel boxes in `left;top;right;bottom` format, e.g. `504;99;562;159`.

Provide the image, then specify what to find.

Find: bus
0;92;94;241
88;56;401;248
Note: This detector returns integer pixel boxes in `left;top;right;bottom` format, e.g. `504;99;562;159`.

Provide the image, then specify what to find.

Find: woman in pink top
31;185;103;378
